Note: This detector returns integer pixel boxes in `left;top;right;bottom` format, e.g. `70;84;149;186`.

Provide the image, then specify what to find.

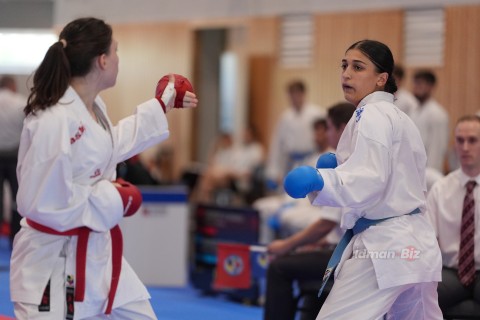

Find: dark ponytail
384;74;397;94
25;17;112;115
25;42;70;115
347;39;398;94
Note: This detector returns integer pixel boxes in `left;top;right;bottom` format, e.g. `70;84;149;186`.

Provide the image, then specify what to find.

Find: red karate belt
26;219;123;314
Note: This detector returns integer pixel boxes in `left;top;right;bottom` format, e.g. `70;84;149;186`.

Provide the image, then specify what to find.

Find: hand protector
155;74;194;112
283;166;324;199
114;178;142;217
316;152;337;169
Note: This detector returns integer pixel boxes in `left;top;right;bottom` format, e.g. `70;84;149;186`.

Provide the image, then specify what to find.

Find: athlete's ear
377;72;388;88
97;54;108;71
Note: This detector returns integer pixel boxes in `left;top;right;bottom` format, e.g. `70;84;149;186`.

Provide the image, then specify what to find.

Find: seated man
194;127;265;205
254;117;332;244
263;102;356;320
426;115;480;313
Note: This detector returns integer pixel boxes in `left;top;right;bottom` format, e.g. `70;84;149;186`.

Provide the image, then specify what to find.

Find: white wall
55;0;480;25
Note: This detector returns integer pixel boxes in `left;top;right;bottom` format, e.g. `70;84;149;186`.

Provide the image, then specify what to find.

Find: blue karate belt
317;208;421;297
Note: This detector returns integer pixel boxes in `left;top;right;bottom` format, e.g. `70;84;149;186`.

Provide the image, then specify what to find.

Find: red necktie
458;180;477;286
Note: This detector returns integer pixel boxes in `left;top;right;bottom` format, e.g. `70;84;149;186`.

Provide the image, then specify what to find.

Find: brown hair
25;17;112;115
457;115;480;126
0;75;16;90
287;80;306;93
413;69;436;86
327;102;356;129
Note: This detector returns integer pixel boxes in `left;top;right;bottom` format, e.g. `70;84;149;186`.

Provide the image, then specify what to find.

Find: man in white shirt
265;80;325;190
426;115;480;313
0;75;26;246
392;65;418;116
410;70;449;172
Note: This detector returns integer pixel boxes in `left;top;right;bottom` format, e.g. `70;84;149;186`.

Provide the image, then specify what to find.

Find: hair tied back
59;39;67;48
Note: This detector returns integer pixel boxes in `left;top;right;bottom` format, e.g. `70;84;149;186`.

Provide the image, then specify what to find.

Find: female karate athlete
10;17;197;319
284;40;442;319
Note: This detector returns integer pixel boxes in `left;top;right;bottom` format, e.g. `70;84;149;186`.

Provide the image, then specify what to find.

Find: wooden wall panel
314;10;404;108
245;17;278;56
440;5;480;129
100;23;194;178
248;56;275;150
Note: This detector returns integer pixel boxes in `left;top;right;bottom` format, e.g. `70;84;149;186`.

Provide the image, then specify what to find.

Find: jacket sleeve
310;134;391;209
16;110;124;232
110;98;170;164
310;109;392;210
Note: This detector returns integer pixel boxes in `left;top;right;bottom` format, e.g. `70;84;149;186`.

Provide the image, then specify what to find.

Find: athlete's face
455;120;480;172
341;49;388;106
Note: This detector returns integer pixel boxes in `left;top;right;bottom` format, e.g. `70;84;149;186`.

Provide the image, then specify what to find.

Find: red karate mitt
114;178;142;217
155;74;194;112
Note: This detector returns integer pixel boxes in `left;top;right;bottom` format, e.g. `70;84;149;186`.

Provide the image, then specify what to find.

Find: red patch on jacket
90;169;101;179
70;125;86;144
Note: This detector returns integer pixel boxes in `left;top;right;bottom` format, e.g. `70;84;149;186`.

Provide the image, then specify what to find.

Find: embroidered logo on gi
66;275;74;286
38;280;51;312
223;254;244;276
322;267;333;282
90;169;101;179
318;267;334;297
355;107;364;123
66;286;75;319
70;124;86;144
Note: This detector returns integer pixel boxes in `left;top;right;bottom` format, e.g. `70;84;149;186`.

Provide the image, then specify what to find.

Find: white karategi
309;92;442;319
232;142;264;176
231;141;264;191
393;88;417;116
409;98;449;172
265;104;325;183
10;86;168;319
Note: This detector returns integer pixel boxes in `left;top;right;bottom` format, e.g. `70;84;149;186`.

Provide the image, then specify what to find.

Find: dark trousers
438;267;480;311
263;250;332;320
0;150;20;246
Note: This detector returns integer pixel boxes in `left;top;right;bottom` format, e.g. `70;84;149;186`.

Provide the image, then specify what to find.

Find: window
404;8;445;67
0;29;57;74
